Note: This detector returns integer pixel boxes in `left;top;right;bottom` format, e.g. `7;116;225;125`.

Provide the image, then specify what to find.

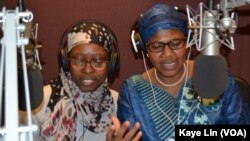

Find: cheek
147;56;158;68
177;49;188;61
69;67;79;82
96;69;108;80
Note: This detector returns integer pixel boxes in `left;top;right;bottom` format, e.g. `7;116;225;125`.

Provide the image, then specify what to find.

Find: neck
154;63;187;87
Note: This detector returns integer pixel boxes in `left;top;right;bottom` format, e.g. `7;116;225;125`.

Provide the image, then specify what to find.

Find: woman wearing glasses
117;3;249;141
25;20;142;141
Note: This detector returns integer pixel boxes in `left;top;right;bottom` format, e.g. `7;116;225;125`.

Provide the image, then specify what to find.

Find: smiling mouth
81;79;94;86
162;62;177;70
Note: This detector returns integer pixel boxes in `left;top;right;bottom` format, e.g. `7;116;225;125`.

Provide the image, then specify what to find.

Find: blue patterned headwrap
137;4;187;43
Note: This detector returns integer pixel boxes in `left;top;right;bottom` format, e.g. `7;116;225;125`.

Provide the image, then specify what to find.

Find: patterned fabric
137;4;188;43
117;73;250;141
176;83;216;125
131;76;177;140
67;21;113;54
40;71;115;141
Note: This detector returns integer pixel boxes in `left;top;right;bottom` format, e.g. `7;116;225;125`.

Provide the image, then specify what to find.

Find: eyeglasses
69;58;108;69
146;39;186;53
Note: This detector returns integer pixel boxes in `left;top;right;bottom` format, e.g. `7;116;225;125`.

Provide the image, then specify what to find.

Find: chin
80;86;98;92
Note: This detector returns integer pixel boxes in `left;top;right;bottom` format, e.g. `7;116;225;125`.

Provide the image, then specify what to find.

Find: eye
169;40;181;46
93;59;104;64
148;42;163;50
168;40;183;49
69;59;85;67
91;56;107;64
90;59;107;68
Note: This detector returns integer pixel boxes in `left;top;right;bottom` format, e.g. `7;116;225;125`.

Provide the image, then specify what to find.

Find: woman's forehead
69;43;108;56
149;29;185;41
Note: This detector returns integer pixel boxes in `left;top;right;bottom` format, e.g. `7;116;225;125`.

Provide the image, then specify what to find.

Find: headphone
130;19;146;54
58;20;120;79
131;6;187;54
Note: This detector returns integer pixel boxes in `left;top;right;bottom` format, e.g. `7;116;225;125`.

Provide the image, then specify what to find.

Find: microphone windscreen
192;54;228;98
18;68;44;111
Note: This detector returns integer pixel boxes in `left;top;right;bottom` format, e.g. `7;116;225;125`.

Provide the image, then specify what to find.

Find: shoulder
123;74;142;84
110;89;119;113
110;89;118;103
43;84;52;102
43;84;52;97
119;74;146;98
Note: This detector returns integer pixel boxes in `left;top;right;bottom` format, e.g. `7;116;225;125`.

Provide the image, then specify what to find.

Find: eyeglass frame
69;58;109;69
146;38;186;53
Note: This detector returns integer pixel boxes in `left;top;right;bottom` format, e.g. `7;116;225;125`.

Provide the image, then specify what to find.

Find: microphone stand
0;6;37;141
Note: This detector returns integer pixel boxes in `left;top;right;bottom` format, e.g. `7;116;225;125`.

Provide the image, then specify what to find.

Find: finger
106;125;116;141
111;116;121;134
123;122;141;141
115;121;130;140
131;131;142;141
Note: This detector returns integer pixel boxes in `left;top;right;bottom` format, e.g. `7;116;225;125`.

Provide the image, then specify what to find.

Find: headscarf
40;21;116;141
137;3;188;43
67;21;114;57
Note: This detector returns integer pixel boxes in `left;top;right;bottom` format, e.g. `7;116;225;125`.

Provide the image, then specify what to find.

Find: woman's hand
106;117;142;141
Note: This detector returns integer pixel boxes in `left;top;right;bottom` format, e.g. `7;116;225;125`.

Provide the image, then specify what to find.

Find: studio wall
2;0;250;91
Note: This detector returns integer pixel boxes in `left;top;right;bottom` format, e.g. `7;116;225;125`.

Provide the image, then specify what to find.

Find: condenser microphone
17;0;44;111
191;1;228;98
190;0;250;98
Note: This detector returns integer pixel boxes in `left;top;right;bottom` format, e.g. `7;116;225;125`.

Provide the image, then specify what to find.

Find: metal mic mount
186;0;250;98
186;0;250;52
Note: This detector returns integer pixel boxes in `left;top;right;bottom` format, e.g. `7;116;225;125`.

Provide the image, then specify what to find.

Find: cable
177;46;192;124
141;52;176;128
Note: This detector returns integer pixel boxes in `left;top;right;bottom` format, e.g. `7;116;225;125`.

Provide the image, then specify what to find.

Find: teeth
162;62;177;70
83;80;93;83
81;80;94;86
163;63;175;67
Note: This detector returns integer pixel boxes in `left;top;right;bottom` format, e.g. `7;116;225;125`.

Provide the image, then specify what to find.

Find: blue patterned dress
117;73;250;141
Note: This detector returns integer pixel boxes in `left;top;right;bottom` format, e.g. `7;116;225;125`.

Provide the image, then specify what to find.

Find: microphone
186;0;250;98
193;1;228;98
17;0;44;111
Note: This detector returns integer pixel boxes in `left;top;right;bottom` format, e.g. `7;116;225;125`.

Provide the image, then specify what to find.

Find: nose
81;62;95;73
161;45;174;57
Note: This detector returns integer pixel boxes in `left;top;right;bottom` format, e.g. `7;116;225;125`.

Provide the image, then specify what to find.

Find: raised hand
106;117;142;141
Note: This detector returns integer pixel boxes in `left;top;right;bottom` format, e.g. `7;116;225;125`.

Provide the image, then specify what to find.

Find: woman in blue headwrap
117;3;249;141
20;20;142;141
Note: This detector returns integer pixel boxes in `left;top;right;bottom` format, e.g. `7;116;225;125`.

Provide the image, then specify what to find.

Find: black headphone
58;20;120;79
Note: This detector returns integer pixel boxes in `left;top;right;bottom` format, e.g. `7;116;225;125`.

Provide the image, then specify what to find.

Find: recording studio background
1;0;250;91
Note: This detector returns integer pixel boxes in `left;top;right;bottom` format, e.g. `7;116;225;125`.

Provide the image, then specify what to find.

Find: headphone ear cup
108;51;117;78
131;28;145;53
59;45;69;73
58;23;72;73
105;26;120;79
134;31;145;52
108;37;120;79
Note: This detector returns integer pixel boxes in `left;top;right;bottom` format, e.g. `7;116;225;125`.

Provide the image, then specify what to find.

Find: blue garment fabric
117;73;250;141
